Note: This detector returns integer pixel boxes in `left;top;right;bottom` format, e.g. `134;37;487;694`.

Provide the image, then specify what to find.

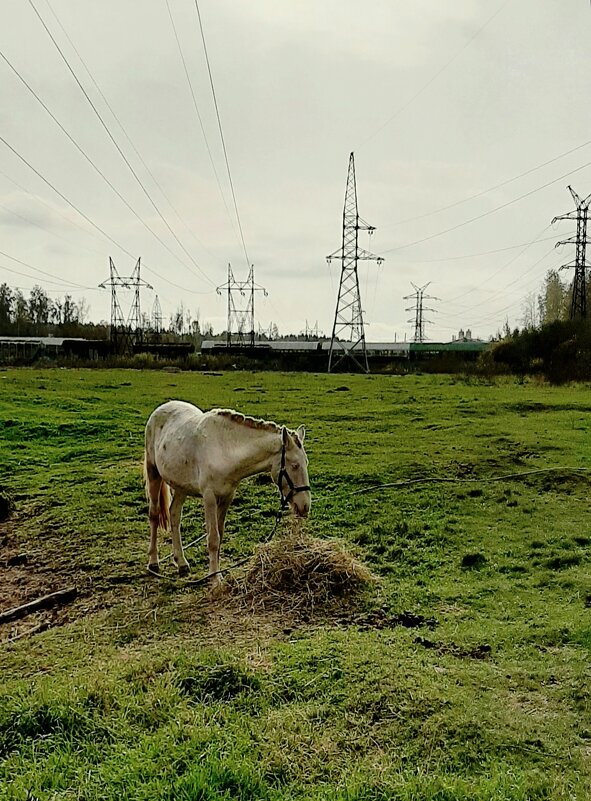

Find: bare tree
520;291;539;330
76;297;90;324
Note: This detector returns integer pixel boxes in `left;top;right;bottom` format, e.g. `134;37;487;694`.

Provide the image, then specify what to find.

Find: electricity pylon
217;264;267;347
327;152;383;373
552;186;591;320
404;282;438;342
151;295;163;335
99;257;152;353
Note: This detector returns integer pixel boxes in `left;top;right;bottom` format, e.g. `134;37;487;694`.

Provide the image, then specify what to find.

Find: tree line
0;283;107;338
491;269;591;382
0;284;207;342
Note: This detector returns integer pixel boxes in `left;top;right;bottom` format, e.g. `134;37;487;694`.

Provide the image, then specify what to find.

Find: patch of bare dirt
0;515;140;645
0;517;387;648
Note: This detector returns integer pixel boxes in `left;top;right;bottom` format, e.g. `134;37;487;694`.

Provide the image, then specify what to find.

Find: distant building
0;336;111;363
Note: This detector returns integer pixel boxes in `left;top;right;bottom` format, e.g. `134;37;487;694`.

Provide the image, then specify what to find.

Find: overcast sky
0;0;590;342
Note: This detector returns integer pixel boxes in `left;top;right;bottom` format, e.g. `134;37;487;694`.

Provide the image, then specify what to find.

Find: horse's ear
296;425;305;444
281;426;289;446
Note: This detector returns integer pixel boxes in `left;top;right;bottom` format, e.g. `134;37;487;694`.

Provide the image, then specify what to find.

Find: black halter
277;439;311;509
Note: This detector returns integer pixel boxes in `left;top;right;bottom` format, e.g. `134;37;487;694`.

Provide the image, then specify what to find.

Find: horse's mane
212;409;303;448
213;409;280;433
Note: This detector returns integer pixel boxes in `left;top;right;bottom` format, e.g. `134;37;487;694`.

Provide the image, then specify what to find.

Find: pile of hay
229;525;376;614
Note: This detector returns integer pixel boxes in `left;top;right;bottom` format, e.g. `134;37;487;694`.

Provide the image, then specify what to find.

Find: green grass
1;368;591;799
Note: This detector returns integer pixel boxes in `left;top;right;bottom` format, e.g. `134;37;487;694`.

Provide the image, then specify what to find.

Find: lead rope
146;464;591;585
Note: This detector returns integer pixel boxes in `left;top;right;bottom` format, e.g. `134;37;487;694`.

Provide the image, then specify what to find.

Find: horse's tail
143;451;171;532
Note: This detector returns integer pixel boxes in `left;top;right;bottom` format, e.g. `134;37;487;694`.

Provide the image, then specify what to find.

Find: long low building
200;339;489;358
0;336;112;362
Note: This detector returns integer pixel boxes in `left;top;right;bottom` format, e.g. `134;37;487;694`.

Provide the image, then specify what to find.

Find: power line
27;0;214;287
0;265;87;289
0;44;213;283
449;252;561;329
0;248;90;289
444;246;558;317
0;194;103;256
443;225;552;305
357;0;511;149
194;0;251;269
43;0;220;269
0;131;211;299
424;248;563;337
1;281;97;295
385;138;591;229
0;167;106;254
382;157;591;254
0;132;127;255
164;0;236;240
400;234;559;263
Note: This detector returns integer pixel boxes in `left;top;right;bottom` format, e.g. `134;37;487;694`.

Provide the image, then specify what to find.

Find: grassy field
1;367;591;800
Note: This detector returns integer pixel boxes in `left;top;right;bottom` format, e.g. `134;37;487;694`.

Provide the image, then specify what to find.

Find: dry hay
228;524;377;615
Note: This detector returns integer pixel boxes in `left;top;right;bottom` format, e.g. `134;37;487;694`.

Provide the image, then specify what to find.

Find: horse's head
272;425;311;518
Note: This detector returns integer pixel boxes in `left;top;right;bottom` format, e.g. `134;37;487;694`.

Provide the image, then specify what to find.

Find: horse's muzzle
292;495;311;518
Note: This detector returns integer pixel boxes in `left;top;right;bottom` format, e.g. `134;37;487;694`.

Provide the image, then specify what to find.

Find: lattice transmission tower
404;282;438;342
99;257;152;354
151;295;163;336
327;152;383;373
552;186;591;320
217;264;267;347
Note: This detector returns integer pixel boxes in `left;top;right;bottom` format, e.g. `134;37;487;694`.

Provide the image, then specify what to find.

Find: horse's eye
291;463;300;471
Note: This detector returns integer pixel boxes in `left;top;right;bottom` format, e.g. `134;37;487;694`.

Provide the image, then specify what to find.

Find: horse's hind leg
169;489;190;576
145;466;162;573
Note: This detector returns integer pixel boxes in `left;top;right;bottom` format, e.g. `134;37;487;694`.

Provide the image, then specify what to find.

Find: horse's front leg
169;489;190;576
216;491;234;559
203;490;222;589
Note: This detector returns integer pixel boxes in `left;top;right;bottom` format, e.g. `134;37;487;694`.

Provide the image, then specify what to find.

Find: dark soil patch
538;472;591;494
0;490;14;522
335;607;438;631
0;516;138;645
543;554;582;570
461;552;488;569
508;402;591;414
415;636;492;660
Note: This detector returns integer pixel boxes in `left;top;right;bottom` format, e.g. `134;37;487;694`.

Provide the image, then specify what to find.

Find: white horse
143;400;311;586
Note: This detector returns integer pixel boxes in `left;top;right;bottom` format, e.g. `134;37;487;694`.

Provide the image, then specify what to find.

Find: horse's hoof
147;564;160;575
178;564;190;577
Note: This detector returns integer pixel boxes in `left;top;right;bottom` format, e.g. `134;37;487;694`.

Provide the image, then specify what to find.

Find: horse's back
145;401;210;491
145;401;204;452
147;399;202;425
